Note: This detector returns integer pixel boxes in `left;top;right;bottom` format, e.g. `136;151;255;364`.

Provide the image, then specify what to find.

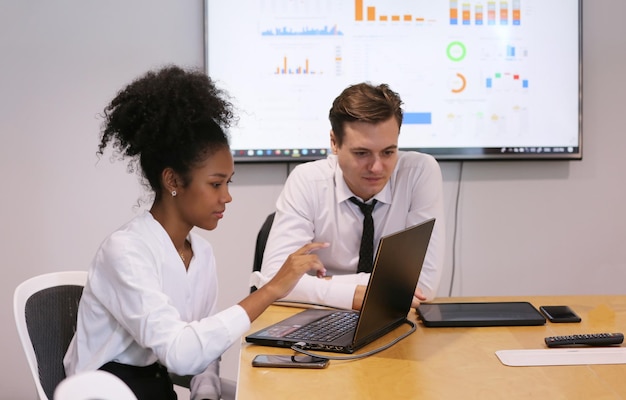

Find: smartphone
539;305;582;323
252;354;329;369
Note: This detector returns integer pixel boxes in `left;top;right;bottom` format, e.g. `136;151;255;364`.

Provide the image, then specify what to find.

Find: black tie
349;196;377;273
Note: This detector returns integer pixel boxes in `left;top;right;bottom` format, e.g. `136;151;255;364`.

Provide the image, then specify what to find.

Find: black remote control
545;332;624;348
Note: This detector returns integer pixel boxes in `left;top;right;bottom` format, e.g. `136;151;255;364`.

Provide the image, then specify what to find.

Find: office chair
251;212;275;293
53;370;137;400
13;271;87;400
15;271;235;400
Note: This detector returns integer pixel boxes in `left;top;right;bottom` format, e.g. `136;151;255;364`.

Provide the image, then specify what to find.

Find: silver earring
171;190;177;197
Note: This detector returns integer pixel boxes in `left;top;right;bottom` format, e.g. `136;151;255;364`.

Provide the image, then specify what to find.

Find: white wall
1;0;625;398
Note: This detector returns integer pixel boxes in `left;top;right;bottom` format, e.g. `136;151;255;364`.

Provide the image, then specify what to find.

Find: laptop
245;218;436;353
416;301;546;327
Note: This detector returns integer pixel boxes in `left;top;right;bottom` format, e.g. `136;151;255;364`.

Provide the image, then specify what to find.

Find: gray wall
1;1;624;398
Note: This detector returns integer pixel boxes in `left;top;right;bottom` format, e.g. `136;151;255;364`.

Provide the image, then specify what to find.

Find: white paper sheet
496;347;626;366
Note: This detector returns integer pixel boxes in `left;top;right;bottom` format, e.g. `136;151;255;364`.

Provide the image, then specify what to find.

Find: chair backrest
53;370;137;400
14;271;88;400
251;212;275;293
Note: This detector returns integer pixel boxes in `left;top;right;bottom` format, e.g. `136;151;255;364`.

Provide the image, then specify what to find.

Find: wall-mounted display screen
205;0;581;162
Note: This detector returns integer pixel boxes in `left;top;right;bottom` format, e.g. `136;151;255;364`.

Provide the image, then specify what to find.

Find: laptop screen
353;219;435;347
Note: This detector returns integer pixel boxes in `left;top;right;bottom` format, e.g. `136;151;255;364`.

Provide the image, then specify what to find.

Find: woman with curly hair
63;65;327;400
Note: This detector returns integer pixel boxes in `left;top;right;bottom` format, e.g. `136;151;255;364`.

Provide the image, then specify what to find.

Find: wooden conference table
236;295;626;399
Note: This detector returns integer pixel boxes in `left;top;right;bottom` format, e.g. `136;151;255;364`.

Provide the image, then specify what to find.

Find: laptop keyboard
284;311;358;342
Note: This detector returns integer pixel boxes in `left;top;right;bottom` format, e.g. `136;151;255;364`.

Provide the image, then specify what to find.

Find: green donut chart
447;41;467;62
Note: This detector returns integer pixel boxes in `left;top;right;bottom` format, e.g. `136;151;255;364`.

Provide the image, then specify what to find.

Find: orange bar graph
475;5;484;24
450;0;458;21
275;56;318;75
355;0;363;21
462;9;470;22
500;1;509;21
512;0;521;24
355;0;431;24
367;6;376;21
487;1;496;25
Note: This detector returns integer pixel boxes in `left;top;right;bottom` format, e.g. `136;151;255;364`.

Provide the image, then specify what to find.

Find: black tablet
416;301;546;327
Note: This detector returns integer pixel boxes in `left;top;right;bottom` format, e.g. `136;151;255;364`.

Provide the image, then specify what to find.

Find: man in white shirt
256;82;445;311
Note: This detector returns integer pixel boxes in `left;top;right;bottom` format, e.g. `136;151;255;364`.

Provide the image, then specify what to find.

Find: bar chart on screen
206;0;581;161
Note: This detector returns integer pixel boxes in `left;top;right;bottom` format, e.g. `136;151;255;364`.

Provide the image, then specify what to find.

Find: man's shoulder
397;150;438;168
291;155;336;177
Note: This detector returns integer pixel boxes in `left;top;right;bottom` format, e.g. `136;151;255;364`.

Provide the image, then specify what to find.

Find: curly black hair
98;65;235;198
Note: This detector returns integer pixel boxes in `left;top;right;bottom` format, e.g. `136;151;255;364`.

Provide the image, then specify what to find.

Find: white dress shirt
64;211;250;399
256;151;446;310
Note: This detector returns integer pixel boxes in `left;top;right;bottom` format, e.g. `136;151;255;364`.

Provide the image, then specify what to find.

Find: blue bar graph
507;45;515;57
450;0;458;24
403;112;432;124
262;25;343;36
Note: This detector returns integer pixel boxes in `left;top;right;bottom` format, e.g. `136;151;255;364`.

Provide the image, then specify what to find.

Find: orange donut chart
452;73;466;93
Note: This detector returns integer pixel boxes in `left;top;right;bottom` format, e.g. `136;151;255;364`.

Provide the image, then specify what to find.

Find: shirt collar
331;155;393;205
